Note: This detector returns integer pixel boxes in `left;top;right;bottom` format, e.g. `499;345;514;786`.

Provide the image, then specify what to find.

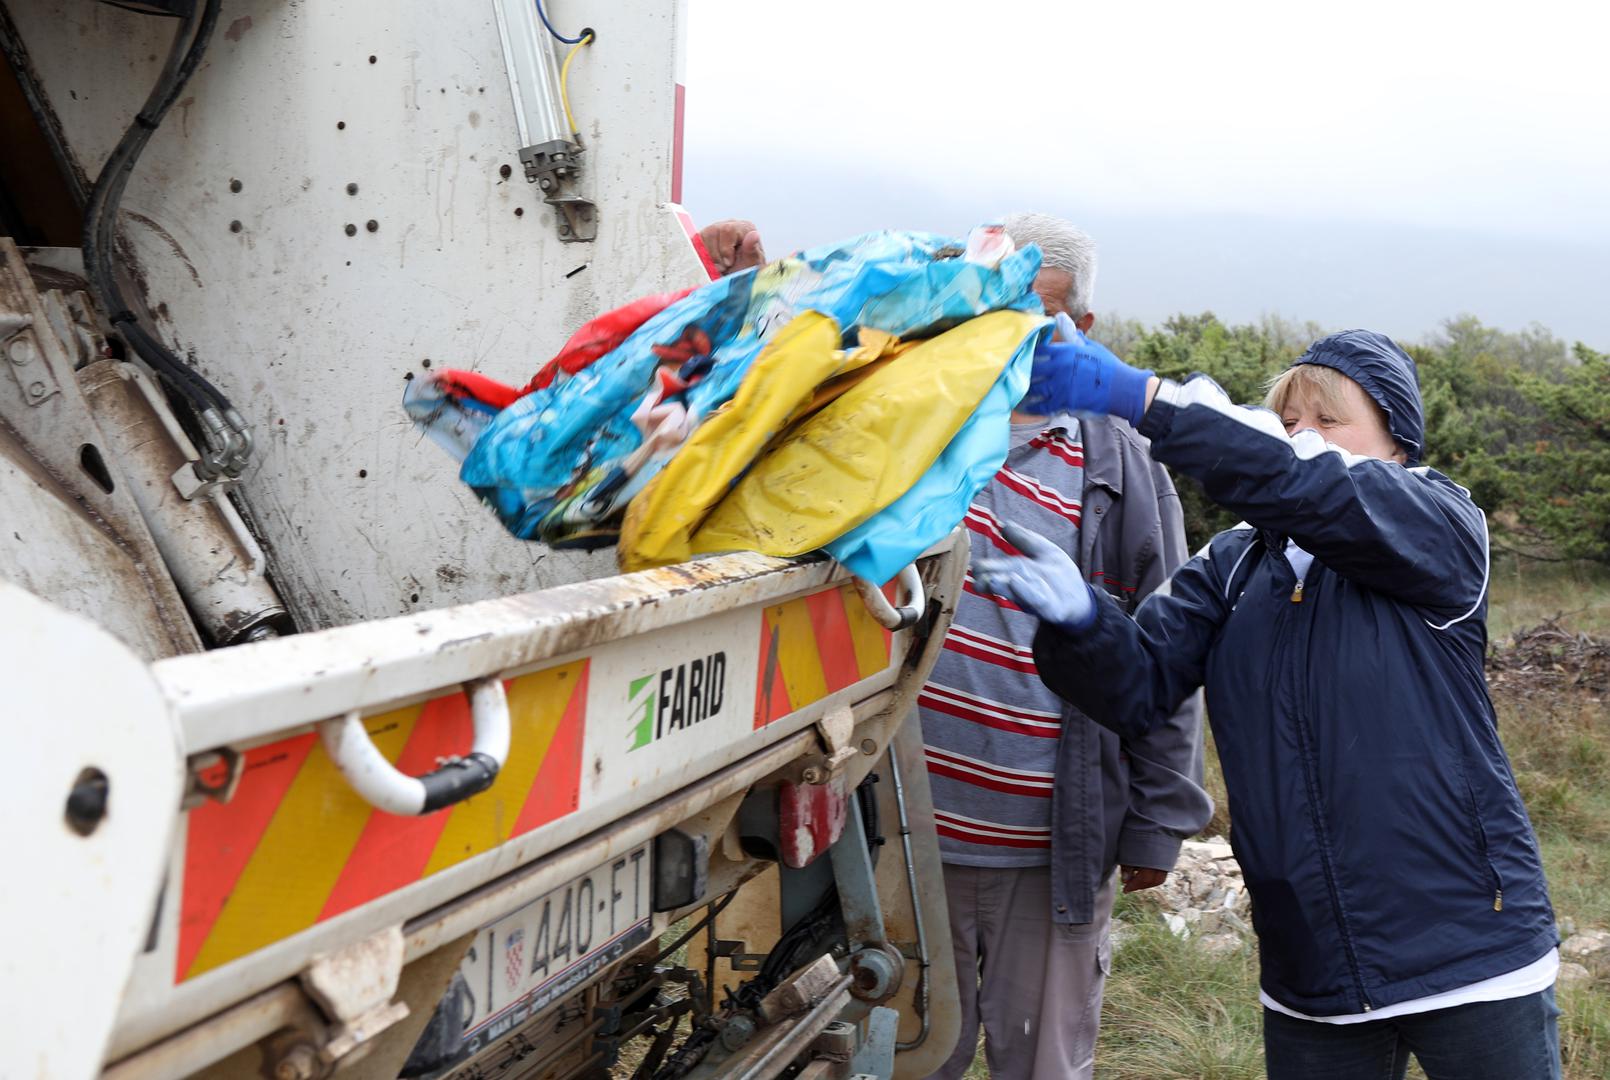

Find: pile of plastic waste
405;226;1050;584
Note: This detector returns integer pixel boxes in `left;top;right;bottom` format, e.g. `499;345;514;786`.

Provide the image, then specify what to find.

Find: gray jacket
1049;414;1213;925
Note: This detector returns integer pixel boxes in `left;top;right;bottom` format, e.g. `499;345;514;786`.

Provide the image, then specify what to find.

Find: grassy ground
963;567;1610;1078
1486;557;1610;640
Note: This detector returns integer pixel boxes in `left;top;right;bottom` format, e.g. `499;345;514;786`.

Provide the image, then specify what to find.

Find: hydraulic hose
81;0;250;477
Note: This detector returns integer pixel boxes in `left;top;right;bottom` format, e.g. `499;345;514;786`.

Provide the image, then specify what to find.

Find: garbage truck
0;1;969;1076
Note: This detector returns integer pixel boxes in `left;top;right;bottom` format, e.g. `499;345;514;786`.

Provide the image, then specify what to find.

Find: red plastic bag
429;369;523;411
421;289;701;421
521;289;695;394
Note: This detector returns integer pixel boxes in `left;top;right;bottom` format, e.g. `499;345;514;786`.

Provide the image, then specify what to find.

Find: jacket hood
1291;329;1425;465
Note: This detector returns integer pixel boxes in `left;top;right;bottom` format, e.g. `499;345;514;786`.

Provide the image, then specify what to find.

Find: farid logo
627;652;727;751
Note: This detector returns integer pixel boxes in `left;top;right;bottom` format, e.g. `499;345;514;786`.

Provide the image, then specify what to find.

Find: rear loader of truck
0;2;965;1077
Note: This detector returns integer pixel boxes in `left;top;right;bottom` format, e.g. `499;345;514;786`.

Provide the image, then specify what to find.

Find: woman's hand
1022;313;1158;424
970;520;1098;631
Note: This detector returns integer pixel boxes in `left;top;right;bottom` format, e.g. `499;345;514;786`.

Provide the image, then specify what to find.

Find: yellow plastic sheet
620;313;904;571
618;308;1040;570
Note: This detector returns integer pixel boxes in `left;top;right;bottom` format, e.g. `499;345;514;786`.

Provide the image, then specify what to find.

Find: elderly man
922;212;1211;1079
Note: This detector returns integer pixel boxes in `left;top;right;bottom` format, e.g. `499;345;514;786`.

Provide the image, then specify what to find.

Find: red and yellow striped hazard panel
754;583;893;728
177;659;589;982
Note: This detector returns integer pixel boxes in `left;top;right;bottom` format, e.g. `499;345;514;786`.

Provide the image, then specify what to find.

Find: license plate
458;844;654;1056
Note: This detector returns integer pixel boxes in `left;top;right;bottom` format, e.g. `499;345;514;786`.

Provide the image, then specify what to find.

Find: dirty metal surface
829;798;886;951
723;964;853;1080
0;238;200;659
2;0;704;630
78;359;287;644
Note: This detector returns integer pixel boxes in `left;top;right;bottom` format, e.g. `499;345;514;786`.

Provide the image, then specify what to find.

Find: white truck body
8;543;963;1078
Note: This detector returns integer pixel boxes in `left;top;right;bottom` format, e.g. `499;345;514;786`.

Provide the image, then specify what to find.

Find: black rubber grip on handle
419;751;501;813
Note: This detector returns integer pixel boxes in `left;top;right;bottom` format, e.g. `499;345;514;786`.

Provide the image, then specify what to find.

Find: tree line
1099;314;1609;564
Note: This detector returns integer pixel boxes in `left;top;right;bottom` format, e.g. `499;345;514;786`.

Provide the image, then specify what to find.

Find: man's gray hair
1000;211;1097;319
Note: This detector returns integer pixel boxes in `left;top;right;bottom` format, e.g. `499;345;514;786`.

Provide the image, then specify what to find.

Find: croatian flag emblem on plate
504;928;525;993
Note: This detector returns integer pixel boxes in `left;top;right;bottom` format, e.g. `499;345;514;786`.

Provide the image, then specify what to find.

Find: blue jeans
1262;987;1562;1080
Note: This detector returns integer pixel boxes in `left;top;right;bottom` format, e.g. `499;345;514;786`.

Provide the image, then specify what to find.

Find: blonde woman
974;325;1560;1080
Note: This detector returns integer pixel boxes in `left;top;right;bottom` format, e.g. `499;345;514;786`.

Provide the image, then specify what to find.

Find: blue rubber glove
970;520;1098;632
1021;312;1154;425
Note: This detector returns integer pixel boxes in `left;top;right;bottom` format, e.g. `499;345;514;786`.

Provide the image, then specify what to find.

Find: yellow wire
559;31;594;138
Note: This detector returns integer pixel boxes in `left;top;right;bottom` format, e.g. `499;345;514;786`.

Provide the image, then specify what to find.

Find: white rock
1558;962;1593;988
1198;932;1242;957
1182;840;1235;861
1164;913;1190;939
1220;910;1253;936
1561;932;1610;960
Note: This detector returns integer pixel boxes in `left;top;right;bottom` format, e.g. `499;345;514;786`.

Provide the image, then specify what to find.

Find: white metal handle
853;564;924;631
318;677;510;815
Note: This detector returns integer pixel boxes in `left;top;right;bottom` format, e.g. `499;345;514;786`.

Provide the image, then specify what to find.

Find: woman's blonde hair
1263;363;1384;427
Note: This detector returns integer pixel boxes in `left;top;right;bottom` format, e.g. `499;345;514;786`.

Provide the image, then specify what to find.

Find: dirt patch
1487;619;1610;696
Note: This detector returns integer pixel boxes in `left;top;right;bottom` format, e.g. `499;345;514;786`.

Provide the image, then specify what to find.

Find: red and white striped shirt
922;420;1085;867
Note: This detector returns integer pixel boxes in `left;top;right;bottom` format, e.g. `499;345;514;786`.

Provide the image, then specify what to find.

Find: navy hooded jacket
1032;331;1555;1017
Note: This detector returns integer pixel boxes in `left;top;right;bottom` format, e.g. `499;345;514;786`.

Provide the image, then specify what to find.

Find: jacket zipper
1286;536;1305;602
1459;762;1506;911
1277;562;1372;1011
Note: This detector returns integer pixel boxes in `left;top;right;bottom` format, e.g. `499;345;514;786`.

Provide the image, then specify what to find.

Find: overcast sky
681;0;1610;346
